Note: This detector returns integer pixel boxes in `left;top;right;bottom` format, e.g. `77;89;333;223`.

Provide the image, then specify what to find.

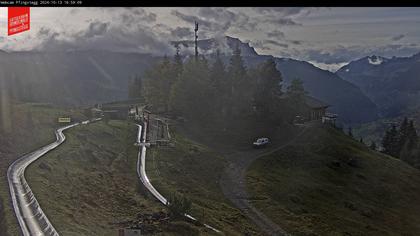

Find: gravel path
219;126;309;236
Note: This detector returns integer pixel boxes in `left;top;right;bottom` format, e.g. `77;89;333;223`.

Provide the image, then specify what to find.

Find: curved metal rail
7;118;100;236
135;123;221;233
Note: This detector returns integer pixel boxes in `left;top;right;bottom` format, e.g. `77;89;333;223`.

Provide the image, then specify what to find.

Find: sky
0;7;419;71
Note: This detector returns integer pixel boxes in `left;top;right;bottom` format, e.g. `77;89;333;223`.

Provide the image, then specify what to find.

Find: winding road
7;119;99;236
220;125;309;236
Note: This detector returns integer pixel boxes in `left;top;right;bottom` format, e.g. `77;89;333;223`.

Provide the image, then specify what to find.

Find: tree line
381;117;419;166
129;46;307;130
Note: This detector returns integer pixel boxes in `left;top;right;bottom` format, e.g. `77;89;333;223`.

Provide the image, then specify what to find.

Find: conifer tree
128;75;143;99
382;124;399;157
348;127;353;138
227;45;252;118
369;141;377;150
253;58;283;119
398;117;410;152
408;120;418;149
143;56;176;113
169;57;213;122
210;50;228;121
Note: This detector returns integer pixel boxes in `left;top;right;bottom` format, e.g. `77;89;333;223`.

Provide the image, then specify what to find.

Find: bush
167;192;192;219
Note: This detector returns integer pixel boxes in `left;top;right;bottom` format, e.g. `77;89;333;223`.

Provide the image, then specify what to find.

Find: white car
253;137;270;148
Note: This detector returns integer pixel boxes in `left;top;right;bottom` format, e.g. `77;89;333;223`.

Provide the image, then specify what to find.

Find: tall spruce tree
210;50;228;122
398;117;410;152
287;78;306;98
227;45;252;118
169;57;213;122
143;56;176;113
370;141;377;150
382;124;400;157
128;75;143;99
253;58;283;120
286;78;307;120
408;120;418;149
348;127;353;138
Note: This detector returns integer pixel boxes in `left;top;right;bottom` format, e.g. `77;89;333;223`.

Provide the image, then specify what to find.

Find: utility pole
194;21;198;60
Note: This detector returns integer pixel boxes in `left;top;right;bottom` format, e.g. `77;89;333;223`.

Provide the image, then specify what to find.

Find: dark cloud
84;21;109;38
198;7;237;22
130;8;157;23
266;18;301;26
171;27;192;39
252;7;307;26
289;40;302;45
253;7;307;16
266;30;285;39
171;9;249;35
391;34;405;41
119;8;157;28
264;40;289;48
37;27;59;39
171;10;213;29
36;21;173;56
38;27;51;37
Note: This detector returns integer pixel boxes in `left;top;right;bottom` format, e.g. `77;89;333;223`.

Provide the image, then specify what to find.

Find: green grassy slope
0;103;86;236
147;127;263;236
247;124;420;236
26;120;168;236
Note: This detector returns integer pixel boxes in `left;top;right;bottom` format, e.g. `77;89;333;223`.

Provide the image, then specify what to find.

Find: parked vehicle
253;137;270;148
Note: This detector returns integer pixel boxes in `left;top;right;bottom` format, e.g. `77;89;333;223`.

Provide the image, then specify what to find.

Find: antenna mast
194;21;198;60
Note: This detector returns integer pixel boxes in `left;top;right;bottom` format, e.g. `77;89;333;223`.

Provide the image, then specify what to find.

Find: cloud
266;30;285;39
289;40;302;45
84;21;109;38
264;40;289;48
123;8;157;24
35;23;173;56
265;18;301;26
171;27;192;39
391;34;405;41
251;40;289;51
171;10;213;29
253;7;308;16
2;6;420;72
252;7;309;26
37;27;59;39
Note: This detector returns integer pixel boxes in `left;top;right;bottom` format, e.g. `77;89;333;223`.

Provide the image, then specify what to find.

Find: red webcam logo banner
8;7;30;36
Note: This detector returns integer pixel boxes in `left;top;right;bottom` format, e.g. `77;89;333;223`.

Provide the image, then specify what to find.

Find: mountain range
337;53;420;118
4;36;418;125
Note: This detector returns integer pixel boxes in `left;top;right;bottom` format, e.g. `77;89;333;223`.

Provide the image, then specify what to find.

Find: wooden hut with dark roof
304;95;330;121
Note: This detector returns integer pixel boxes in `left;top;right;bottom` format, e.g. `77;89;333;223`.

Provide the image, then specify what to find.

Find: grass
0;102;86;236
26;120;168;235
26;119;213;235
247;124;420;236
146;126;263;236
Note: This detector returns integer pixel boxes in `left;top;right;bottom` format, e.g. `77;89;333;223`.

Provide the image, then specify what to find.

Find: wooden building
304;96;330;121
